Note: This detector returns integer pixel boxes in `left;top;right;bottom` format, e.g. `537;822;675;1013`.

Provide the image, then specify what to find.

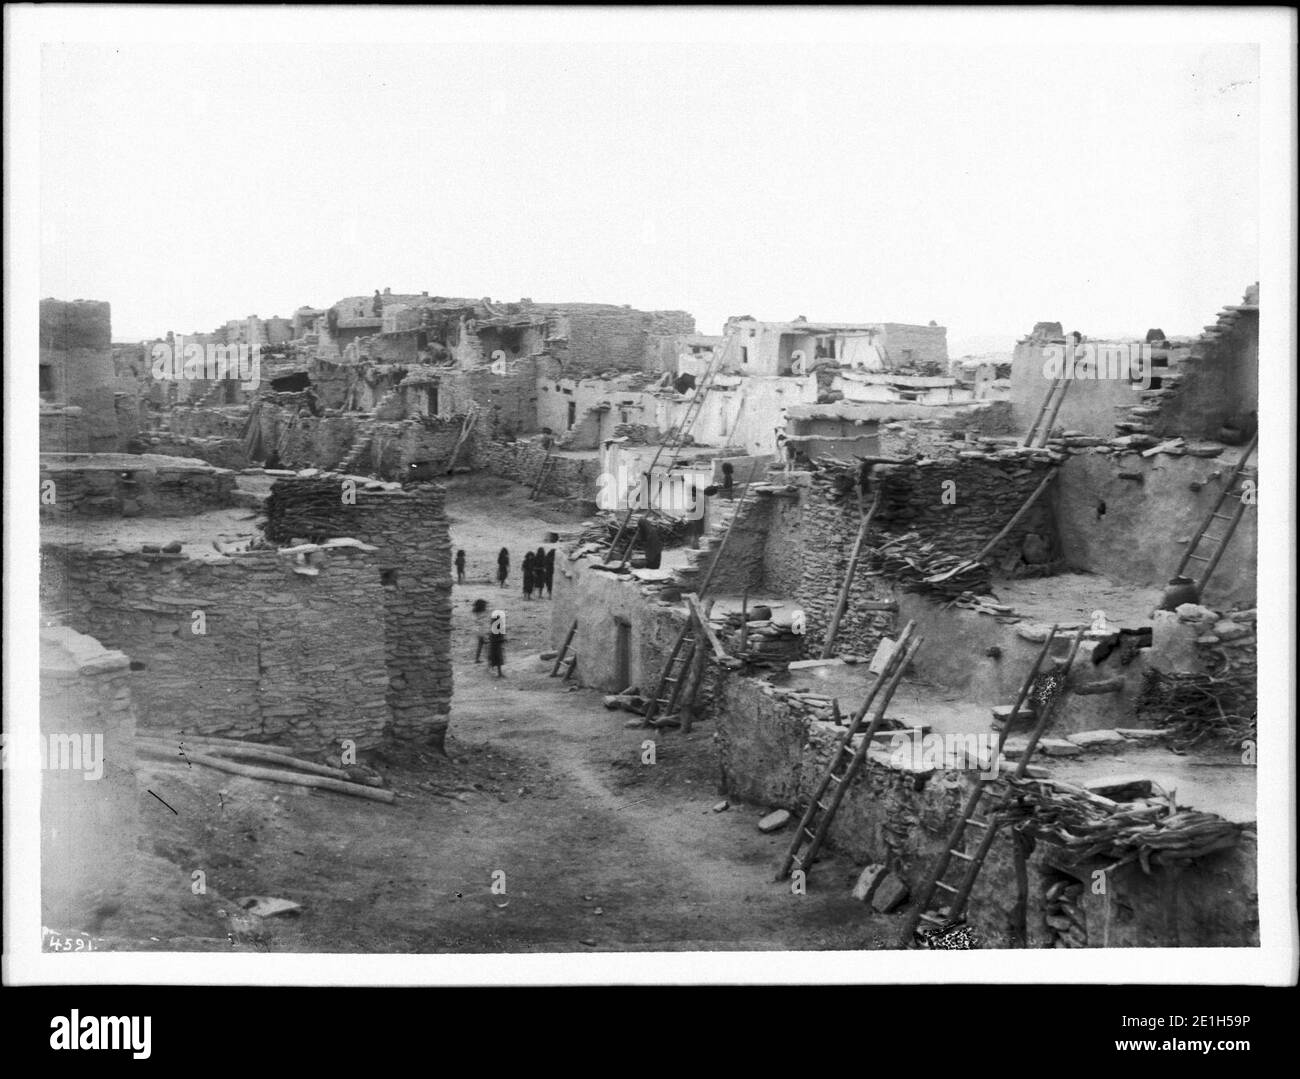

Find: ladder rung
966;818;991;829
1211;513;1236;521
1201;534;1223;544
949;849;975;861
919;912;947;924
828;773;844;785
934;881;959;893
803;827;816;840
1185;553;1212;562
662;677;679;684
816;801;830;812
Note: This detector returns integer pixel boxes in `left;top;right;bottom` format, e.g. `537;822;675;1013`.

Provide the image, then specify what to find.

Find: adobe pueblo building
37;286;1257;950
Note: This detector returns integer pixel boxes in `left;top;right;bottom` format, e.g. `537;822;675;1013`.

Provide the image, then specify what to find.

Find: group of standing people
491;546;554;598
454;546;556;597
456;546;557;680
521;547;555;599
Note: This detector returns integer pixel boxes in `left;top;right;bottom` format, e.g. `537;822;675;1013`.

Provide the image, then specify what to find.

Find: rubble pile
715;610;805;665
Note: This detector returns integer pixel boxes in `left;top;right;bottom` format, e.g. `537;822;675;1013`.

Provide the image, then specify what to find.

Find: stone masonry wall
263;480;453;748
789;481;898;659
768;457;1055;658
39;454;237;517
41;545;391;750
554;310;695;378
441;360;540;439
709;669;1257;947
872;457;1058;565
477;439;604;501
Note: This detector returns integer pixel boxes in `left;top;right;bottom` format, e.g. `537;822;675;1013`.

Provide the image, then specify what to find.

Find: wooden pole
820;486;883;658
137;745;395;803
974;467;1058;565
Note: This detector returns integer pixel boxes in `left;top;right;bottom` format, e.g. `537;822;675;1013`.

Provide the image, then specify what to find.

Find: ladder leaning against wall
605;335;736;563
1172;432;1257;598
637;461;760;728
775;622;923;883
1022;373;1071;448
897;625;1084;945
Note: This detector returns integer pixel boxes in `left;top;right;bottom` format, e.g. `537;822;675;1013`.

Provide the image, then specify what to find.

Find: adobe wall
880;323;949;367
550;554;687;692
39;626;140;929
1010;339;1148;438
41;406;90;453
1054;448;1256;609
40;299;120;452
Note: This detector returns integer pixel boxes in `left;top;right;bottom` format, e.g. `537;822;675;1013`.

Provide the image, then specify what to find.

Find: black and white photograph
4;5;1295;1001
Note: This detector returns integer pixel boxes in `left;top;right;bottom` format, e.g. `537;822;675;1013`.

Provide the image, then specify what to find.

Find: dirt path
103;477;896;954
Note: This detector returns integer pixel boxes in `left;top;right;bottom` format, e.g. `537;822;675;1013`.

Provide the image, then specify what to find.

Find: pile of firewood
1004;778;1245;872
1139;668;1256;749
576;512;692;550
865;532;990;599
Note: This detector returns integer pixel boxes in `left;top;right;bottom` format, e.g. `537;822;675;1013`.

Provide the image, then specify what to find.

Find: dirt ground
82;475;897;954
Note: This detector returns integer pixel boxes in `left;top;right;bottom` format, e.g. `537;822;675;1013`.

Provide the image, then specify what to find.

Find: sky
36;16;1262;353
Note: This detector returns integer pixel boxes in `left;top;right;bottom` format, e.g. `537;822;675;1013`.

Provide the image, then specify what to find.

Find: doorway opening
614;618;632;690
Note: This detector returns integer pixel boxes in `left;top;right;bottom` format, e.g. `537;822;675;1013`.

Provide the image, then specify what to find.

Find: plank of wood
1142;437;1185;458
685;593;734;663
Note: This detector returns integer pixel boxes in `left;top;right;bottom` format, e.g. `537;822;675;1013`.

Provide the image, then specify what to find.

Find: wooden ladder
645;625;701;728
898;625;1084;943
1173;432;1257;593
605;336;735;561
550;620;578;679
776;622;922;882
1022;376;1070;448
529;446;556;500
638;465;759;728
